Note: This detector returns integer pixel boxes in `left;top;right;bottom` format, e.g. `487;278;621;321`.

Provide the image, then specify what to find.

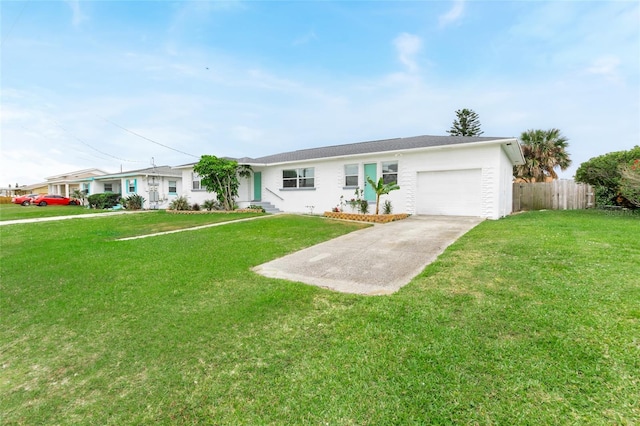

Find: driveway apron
253;215;483;295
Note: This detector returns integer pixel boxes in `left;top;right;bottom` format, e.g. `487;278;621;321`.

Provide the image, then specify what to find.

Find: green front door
364;163;376;201
253;172;262;201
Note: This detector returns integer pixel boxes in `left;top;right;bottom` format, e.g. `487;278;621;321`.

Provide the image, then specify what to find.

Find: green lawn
1;211;638;424
0;203;113;221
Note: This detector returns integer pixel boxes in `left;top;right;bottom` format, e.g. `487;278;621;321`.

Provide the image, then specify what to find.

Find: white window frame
282;168;315;189
168;180;177;194
344;164;358;187
104;183;113;192
192;173;202;191
382;161;398;185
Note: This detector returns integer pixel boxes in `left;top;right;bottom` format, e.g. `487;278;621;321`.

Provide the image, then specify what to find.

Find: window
192;173;201;190
344;164;358;187
282;168;315;189
382;161;398;184
168;180;177;194
81;183;90;195
127;179;136;193
104;183;113;192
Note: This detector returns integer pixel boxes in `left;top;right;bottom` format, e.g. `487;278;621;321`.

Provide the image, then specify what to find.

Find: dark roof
173;134;519;168
245;135;513;165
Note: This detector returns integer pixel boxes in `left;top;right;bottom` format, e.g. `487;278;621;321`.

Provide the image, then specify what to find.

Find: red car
11;194;40;206
32;194;80;206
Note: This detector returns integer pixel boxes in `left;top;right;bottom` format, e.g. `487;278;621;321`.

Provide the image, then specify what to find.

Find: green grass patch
1;211;638;424
0;203;113;221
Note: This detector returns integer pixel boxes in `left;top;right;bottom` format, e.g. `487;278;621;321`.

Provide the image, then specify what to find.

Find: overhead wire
99;116;199;159
54;121;146;163
0;0;30;48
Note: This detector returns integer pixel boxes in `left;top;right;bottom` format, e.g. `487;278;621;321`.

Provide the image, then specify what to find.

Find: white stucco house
75;165;182;210
175;135;525;220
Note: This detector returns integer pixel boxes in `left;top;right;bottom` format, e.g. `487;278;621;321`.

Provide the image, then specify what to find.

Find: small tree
193;155;252;211
71;188;87;206
514;128;571;182
447;108;484;137
366;176;400;215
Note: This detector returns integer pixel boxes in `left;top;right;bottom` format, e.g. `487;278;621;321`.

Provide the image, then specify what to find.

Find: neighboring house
45;168;109;197
176;135;524;220
75;165;182;210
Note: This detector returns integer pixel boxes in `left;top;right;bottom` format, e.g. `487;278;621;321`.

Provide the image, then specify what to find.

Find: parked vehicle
32;194;80;206
11;194;40;206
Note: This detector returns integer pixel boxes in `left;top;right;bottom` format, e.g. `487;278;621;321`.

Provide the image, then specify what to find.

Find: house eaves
241;135;523;167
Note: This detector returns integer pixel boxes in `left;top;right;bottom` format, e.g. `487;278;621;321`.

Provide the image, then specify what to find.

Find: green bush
202;199;222;211
192;203;201;211
382;200;393;214
576;146;640;207
87;193;121;209
169;196;190;211
122;194;145;210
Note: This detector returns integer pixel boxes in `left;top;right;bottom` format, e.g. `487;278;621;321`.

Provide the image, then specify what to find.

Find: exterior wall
119;175;182;209
178;143;516;219
397;143;511;219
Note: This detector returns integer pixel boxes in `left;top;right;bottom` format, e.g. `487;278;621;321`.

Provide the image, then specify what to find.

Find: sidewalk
0;210;152;226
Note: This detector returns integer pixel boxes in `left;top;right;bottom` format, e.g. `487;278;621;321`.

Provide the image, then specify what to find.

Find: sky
1;0;639;187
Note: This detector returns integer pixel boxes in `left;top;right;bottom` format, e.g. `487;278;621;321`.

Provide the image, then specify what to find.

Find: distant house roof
45;168;109;182
76;166;181;181
174;134;524;168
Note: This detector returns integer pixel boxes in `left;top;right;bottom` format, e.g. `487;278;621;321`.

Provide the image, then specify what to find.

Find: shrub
192;203;201;211
358;199;369;214
248;204;266;213
122;194;145;210
576;146;640;207
169;196;190;211
87;193;121;209
202;199;222;211
383;200;393;215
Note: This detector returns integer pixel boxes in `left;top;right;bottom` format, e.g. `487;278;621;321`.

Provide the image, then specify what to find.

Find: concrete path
253;215;483;295
0;210;152;226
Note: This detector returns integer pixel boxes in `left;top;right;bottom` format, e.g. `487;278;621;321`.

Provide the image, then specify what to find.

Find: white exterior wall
253;154;407;214
179;169;214;205
398;144;506;219
179;142;516;219
120;175;182;209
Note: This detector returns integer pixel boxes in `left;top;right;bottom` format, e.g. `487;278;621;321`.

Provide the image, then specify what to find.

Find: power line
100;116;199;159
0;0;30;48
54;122;146;163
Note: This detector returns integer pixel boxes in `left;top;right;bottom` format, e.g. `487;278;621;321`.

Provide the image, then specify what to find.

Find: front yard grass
0;203;113;221
1;211;638;424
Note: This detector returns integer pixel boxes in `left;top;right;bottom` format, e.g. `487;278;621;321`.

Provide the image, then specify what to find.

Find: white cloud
586;55;621;82
393;33;422;73
66;0;87;27
439;0;465;28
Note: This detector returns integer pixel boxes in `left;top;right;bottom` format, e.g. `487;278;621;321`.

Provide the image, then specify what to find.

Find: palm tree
514;129;571;182
366;176;400;214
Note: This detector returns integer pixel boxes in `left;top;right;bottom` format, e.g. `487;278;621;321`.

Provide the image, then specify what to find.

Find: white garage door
416;169;483;216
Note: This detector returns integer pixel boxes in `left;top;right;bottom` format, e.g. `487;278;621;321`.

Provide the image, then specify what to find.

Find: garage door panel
416;169;482;216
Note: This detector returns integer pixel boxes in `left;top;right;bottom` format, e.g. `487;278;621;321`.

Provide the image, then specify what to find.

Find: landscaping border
166;208;265;215
323;211;409;223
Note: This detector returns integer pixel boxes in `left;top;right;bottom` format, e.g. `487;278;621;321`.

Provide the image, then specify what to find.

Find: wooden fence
513;180;594;212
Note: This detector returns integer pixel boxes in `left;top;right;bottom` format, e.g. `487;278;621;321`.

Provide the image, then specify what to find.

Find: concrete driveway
253;215;483;295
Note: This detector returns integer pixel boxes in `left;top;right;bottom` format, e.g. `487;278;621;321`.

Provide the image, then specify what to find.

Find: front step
250;201;282;213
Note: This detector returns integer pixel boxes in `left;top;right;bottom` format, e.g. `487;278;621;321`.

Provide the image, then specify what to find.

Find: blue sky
1;0;638;186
